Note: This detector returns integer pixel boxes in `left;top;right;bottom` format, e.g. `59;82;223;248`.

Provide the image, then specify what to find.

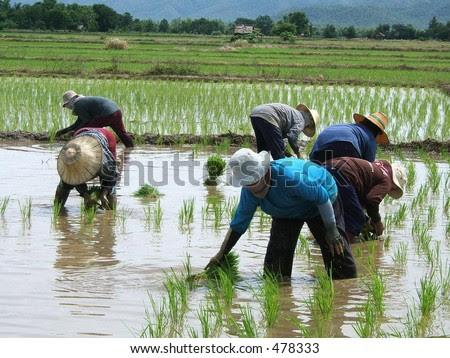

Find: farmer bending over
56;90;134;148
205;148;357;279
324;157;406;243
250;103;319;159
54;128;119;210
309;111;389;163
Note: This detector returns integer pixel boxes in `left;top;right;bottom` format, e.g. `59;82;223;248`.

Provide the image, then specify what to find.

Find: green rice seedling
417;272;439;320
82;205;96;224
116;207;133;232
153;200;163;231
424;242;441;268
179;198;195;227
216;269;235;306
205;282;224;325
196;304;217;338
444;196;450;217
438;262;450;300
405;161;416;191
205;155;226;185
392;203;408;226
392;242;408;266
307;268;334;321
256;271;281;328
353;247;362;258
163;271;189;333
143;205;152;230
426;161;440;194
296;233;311;262
19;197;32;226
0;196;10;215
231;304;260;338
426;205;437;228
383;235;391;250
132;184;163;198
288;318;312;338
52;199;63;220
140;295;169;338
353;300;377;338
366;270;386;316
215;138;231;155
186;326;199;338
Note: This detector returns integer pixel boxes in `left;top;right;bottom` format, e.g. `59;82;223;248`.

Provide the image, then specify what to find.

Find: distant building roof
234;24;253;34
76;25;84;31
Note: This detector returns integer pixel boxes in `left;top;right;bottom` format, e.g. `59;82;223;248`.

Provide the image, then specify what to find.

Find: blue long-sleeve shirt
230;158;338;234
309;123;377;162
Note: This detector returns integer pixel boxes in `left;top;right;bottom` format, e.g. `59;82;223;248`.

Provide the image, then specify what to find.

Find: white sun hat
62;90;79;107
389;162;407;199
57;135;103;185
296;103;320;137
228;148;271;187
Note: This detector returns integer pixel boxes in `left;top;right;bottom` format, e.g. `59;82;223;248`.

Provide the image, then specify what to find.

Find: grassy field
1;31;449;87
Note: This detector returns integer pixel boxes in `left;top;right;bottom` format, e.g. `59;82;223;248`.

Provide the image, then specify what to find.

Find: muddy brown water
0;141;448;337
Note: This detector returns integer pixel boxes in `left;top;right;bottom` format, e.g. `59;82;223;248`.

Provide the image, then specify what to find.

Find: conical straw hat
57;135;103;185
296;103;320;137
353;111;389;144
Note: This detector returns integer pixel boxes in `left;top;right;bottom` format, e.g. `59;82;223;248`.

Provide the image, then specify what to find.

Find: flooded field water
0;142;448;337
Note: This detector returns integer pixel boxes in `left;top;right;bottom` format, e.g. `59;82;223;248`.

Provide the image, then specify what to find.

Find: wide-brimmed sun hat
57;135;103;185
389;162;407;199
296;103;320;137
228;148;271;187
353;111;389;144
62;90;79;107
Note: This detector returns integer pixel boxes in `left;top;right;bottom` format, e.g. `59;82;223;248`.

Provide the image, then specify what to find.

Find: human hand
100;190;110;209
374;221;384;236
204;252;224;270
55;130;65;137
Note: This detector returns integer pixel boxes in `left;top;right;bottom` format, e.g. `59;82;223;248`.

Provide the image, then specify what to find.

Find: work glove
325;224;345;257
374;221;384;236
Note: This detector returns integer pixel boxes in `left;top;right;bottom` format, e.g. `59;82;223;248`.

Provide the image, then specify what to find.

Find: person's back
309;123;376;162
73;96;120;119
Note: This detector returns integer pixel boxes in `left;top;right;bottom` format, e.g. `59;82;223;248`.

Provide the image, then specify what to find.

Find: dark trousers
264;196;357;279
324;165;367;236
59;180;88;195
251;117;285;160
310;141;360;164
86;110;134;148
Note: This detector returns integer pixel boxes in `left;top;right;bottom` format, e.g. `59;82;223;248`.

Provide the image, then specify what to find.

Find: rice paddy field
0;31;449;338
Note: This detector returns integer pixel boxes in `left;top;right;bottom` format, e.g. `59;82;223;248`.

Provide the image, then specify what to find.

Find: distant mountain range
13;0;450;28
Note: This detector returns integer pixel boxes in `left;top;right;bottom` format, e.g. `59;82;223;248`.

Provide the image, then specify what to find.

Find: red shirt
74;127;117;159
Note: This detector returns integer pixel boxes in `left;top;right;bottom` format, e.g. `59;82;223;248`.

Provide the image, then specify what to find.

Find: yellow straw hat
296;103;320;137
353;111;389;144
57;135;103;185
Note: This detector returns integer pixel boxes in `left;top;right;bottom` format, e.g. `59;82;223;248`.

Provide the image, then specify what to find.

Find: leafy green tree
323;24;337;38
342;26;356;39
272;21;296;36
235;17;254;25
283;11;309;36
375;23;390;37
93;4;119;32
255;15;272;35
390;24;416;39
159;18;169;33
48;4;71;30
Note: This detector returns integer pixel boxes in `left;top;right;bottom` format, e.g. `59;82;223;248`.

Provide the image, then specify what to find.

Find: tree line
0;0;448;41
